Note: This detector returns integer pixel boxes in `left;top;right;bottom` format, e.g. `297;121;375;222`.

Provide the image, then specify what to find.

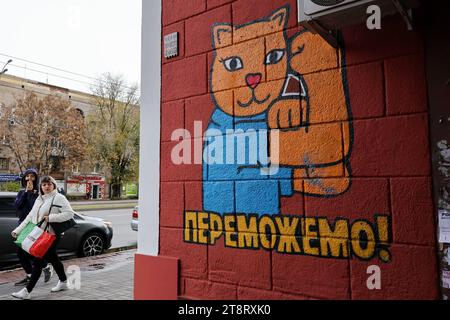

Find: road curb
72;205;136;212
105;245;137;254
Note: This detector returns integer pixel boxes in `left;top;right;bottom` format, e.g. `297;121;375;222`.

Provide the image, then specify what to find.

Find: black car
0;192;113;265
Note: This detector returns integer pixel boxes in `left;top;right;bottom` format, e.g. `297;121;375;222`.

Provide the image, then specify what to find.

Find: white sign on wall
439;210;450;243
67;182;86;196
164;32;178;59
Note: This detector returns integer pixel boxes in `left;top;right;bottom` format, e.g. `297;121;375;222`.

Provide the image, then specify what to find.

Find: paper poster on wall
67;182;86;196
439;210;450;243
442;271;450;289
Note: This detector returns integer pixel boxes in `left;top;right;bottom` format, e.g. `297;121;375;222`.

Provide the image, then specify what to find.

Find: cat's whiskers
237;91;271;108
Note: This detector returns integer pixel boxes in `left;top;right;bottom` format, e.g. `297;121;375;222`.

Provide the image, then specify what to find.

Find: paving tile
0;249;136;300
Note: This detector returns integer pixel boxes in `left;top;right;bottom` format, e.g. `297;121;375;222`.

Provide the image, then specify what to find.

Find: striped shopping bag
14;220;56;258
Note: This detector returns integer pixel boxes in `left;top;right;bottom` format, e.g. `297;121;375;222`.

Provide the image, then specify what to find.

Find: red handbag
20;219;57;259
29;224;56;258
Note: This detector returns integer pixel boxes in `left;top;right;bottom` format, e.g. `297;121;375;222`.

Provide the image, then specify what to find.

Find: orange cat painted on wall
203;4;353;216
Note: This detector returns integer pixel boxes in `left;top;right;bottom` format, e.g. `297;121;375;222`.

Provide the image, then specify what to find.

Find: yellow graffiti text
183;212;392;262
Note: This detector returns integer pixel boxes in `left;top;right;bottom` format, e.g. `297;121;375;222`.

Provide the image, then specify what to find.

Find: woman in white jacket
11;175;75;300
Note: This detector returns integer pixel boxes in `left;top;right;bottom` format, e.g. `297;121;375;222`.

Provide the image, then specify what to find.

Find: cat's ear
269;6;289;31
211;23;232;49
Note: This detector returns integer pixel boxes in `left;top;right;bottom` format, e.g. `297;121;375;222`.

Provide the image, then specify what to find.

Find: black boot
14;275;30;286
43;266;53;283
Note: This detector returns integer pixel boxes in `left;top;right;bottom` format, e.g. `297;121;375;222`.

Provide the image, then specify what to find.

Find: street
0;207;137;272
79;208;137;250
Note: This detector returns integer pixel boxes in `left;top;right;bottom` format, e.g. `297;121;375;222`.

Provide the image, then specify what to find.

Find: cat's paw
267;99;303;129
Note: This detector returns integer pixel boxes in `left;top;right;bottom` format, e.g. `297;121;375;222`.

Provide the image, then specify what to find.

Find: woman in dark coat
13;168;53;286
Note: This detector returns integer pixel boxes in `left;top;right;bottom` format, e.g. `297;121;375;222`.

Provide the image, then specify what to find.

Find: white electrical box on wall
303;0;361;15
298;0;421;47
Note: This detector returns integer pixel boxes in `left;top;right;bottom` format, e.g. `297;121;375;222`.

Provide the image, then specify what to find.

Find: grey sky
0;0;142;93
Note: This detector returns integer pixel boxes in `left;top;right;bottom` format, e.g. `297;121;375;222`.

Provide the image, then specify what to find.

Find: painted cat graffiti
203;5;353;216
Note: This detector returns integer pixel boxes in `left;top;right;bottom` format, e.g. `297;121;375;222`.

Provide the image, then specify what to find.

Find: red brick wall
159;0;439;300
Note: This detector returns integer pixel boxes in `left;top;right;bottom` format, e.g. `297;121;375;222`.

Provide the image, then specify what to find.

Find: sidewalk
0;249;135;300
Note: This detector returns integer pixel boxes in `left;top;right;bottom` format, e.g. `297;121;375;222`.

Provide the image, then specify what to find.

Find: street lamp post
0;59;12;75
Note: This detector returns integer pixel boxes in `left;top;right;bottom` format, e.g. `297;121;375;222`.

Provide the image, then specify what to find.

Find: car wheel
79;232;105;257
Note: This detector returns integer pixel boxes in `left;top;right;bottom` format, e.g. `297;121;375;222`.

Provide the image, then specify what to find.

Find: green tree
87;73;140;199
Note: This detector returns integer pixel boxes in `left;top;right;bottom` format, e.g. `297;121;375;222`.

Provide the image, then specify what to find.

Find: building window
72;164;79;173
1;134;9;145
76;108;85;119
93;163;101;173
0;158;9;170
49;156;63;172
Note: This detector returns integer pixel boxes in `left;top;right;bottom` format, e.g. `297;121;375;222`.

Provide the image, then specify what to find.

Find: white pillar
138;0;161;256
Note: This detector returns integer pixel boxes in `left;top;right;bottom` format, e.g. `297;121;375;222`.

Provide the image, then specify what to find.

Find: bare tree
0;92;87;174
87;73;140;199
